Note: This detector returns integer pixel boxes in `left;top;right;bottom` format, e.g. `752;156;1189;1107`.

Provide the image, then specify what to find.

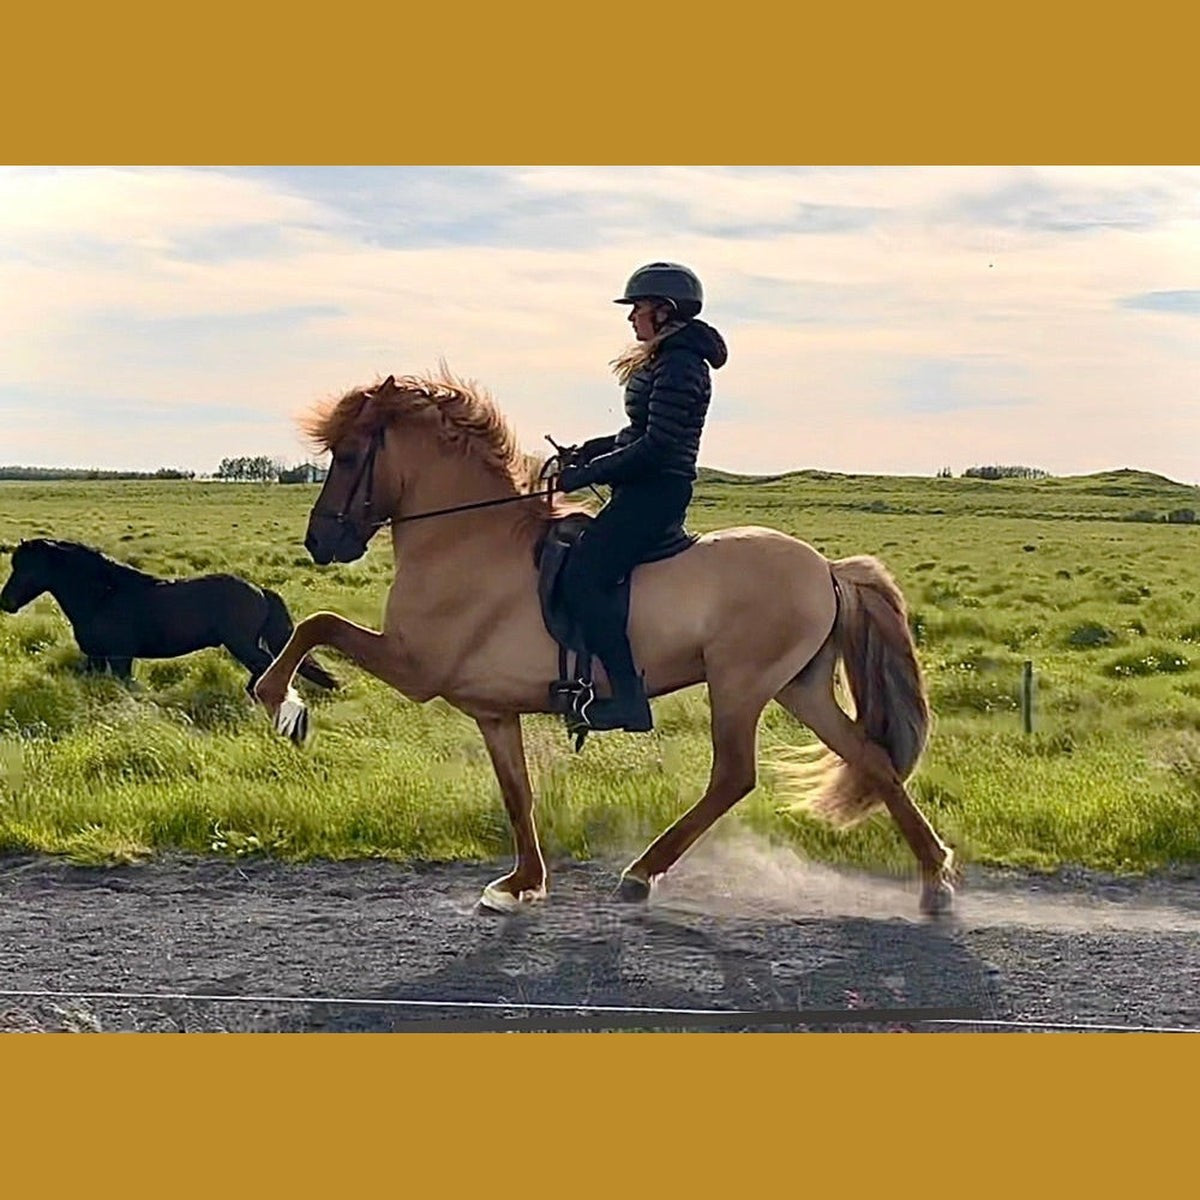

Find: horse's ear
362;374;395;407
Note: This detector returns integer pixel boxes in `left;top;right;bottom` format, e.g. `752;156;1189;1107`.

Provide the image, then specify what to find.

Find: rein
392;487;558;526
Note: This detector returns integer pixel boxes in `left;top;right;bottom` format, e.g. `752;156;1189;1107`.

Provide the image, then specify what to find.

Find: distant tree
963;464;1050;480
936;466;954;478
0;464;196;481
215;456;323;482
215;456;276;481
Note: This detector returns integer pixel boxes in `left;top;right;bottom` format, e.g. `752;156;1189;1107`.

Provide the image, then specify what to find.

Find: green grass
2;469;1199;875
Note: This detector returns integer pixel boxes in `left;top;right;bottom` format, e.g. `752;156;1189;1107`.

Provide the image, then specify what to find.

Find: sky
2;165;1198;482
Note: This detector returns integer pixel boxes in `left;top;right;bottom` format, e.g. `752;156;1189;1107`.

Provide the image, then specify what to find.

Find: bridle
333;426;389;534
331;427;565;535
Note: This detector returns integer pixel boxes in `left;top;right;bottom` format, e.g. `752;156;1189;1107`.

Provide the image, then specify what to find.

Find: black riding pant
559;475;693;688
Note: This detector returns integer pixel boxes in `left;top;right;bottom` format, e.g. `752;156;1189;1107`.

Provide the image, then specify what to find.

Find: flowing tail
260;589;339;691
800;555;930;827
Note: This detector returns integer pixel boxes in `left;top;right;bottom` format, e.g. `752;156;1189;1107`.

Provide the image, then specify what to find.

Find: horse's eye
333;451;357;468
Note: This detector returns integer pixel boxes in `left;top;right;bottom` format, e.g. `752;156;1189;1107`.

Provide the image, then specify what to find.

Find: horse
0;538;338;692
252;370;957;916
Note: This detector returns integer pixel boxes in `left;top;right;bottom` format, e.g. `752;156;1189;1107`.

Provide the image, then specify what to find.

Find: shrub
1103;647;1191;678
1065;622;1119;649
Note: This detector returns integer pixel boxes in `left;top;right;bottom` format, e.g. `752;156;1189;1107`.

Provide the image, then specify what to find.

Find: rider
557;262;728;732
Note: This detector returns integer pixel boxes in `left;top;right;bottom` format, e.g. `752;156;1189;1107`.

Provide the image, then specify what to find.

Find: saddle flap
535;513;698;659
536;515;608;655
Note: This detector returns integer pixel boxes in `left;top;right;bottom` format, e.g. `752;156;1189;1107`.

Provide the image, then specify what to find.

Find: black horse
0;538;337;691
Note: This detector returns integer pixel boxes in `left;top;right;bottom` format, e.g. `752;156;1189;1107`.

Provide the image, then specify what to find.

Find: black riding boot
576;609;653;733
580;664;653;733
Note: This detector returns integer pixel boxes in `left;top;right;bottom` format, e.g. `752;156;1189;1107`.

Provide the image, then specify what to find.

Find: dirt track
2;833;1198;1033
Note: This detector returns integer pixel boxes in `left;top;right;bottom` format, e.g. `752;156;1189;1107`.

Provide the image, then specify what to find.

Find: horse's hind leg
221;638;275;693
619;677;766;900
774;671;955;916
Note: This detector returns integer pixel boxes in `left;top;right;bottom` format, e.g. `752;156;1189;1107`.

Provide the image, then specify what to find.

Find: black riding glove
558;463;594;493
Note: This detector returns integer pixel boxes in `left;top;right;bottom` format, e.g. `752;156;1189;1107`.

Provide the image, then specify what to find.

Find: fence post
1021;660;1034;734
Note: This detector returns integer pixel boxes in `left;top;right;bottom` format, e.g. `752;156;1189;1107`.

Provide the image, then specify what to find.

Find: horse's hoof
616;873;653;904
274;689;309;745
479;879;547;914
919;878;956;918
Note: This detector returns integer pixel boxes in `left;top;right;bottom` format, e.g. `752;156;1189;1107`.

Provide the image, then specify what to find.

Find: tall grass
1;471;1198;874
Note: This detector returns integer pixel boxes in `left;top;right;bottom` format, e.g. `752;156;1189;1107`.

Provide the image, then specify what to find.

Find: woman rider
557;262;728;732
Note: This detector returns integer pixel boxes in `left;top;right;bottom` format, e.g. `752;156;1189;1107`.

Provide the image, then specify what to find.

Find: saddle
534;513;697;749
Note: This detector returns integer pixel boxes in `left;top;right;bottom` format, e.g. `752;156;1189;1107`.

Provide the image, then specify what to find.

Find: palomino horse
253;371;956;916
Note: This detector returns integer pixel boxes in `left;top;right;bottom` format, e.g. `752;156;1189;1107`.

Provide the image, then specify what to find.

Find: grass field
2;467;1199;876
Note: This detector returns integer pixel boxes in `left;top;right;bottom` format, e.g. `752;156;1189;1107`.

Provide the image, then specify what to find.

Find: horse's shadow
290;893;1003;1033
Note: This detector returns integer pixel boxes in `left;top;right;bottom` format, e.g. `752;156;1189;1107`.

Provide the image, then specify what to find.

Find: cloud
1119;289;1200;315
892;356;1032;415
932;166;1200;234
3;166;1200;484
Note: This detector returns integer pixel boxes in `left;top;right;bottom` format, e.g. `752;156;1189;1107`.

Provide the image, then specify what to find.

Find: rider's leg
568;568;651;731
560;476;692;732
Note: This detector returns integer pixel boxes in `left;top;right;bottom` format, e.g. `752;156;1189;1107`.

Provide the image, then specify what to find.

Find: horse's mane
302;366;581;530
31;539;161;587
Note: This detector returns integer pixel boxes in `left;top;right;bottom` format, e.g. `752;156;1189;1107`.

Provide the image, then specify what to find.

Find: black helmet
614;262;704;315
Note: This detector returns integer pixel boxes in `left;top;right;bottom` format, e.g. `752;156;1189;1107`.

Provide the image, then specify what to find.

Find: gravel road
2;833;1197;1033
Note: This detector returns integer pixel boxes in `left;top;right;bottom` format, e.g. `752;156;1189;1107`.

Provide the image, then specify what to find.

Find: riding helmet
614;262;704;318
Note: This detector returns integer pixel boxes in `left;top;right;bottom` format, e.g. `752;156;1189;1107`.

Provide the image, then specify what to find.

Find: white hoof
479;879;547;913
274;688;309;744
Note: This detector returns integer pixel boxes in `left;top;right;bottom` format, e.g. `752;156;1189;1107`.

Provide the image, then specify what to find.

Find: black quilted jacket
579;319;728;486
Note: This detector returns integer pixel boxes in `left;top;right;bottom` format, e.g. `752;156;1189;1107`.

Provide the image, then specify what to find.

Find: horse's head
0;539;55;613
304;377;402;565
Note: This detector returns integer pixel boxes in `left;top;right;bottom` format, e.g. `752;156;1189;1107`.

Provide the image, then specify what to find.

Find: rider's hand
558;463;593;493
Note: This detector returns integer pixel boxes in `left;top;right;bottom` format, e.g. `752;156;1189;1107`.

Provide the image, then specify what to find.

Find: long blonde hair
609;317;688;386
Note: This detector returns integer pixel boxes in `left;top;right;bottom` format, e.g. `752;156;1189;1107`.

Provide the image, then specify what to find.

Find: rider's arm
578;353;701;486
575;433;618;464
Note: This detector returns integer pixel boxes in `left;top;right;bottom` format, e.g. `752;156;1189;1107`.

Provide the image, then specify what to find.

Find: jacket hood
663;318;728;369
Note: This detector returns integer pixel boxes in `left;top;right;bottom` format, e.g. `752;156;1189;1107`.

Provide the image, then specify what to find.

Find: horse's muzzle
305;519;366;566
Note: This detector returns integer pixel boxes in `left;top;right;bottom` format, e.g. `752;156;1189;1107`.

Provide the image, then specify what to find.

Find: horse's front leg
475;713;548;914
253;611;409;742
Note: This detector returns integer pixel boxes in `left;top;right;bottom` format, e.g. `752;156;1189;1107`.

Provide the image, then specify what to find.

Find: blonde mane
302;366;582;528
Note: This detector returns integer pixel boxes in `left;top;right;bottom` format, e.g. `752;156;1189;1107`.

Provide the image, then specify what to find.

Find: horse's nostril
305;528;334;565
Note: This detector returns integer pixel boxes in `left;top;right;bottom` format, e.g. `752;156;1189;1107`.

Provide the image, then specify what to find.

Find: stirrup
566;680;596;750
547;676;595;751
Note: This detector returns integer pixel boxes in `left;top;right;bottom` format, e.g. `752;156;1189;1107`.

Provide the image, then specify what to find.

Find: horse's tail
799;555;930;827
260;589;339;691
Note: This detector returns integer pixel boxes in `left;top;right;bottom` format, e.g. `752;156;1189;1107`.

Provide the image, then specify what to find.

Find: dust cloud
649;828;1200;934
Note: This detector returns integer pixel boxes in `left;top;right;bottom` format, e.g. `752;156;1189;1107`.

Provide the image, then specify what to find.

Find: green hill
694;466;1199;523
